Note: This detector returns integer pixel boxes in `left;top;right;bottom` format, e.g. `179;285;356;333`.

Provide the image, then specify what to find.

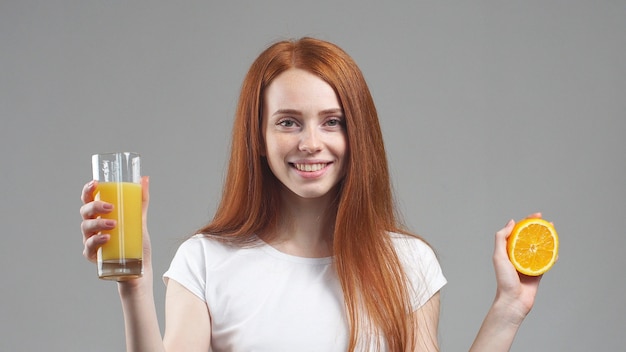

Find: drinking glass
91;152;143;280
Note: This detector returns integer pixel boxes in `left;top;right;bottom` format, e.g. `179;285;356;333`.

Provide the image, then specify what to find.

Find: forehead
264;68;340;110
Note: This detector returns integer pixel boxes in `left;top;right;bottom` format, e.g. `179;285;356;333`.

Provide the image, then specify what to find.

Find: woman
80;37;543;351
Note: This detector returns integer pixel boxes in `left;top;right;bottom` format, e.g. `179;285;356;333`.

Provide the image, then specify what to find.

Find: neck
261;186;338;258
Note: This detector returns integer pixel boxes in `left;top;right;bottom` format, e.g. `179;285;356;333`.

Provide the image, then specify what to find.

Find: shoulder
388;232;441;270
176;234;237;255
174;234;260;265
388;232;447;308
389;232;438;261
163;234;263;301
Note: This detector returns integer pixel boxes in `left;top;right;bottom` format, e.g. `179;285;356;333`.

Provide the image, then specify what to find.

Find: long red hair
199;37;418;351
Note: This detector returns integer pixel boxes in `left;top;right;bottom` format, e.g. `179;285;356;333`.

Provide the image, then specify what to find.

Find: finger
493;219;515;262
141;176;150;230
79;200;113;220
83;233;110;262
493;220;520;285
81;180;97;204
81;218;116;240
519;272;543;294
141;176;150;211
526;212;556;227
496;219;516;242
519;272;543;284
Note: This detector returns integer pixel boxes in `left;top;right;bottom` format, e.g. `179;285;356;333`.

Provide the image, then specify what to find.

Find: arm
118;276;211;352
162;279;212;351
81;177;164;351
412;292;441;352
81;177;212;351
469;215;543;351
118;268;166;352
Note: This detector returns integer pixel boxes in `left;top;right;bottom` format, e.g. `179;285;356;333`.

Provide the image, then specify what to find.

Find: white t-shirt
163;233;446;352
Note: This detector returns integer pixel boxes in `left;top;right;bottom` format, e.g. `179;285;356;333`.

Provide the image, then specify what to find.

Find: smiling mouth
292;163;329;172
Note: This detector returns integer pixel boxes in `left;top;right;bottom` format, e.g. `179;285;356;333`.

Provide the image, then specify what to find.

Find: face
262;68;347;200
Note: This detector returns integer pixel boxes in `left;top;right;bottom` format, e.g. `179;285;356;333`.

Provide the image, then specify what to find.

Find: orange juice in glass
92;152;143;280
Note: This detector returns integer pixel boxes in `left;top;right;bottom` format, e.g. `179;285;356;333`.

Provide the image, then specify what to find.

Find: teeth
294;163;326;172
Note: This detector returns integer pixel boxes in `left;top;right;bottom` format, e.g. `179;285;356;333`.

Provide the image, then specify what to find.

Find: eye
277;119;297;128
325;117;344;128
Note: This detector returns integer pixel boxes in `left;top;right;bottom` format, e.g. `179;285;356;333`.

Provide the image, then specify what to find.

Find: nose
299;127;322;153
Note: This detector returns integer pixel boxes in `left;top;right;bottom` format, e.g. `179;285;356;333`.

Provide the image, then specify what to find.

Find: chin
293;185;340;200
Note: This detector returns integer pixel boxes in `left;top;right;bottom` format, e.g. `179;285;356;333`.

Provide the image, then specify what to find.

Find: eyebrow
272;108;344;116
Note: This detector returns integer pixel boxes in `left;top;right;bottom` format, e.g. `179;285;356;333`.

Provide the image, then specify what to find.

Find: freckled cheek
333;135;348;159
264;137;294;162
278;135;300;150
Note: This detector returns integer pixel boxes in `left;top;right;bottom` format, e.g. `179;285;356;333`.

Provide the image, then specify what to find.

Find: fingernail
104;220;115;227
102;203;113;210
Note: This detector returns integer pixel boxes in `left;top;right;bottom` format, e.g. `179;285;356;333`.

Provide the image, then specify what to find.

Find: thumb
141;175;150;218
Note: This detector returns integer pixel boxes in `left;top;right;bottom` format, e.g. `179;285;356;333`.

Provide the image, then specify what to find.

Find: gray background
1;1;624;351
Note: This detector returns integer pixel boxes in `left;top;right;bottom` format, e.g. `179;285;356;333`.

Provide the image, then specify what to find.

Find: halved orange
507;218;559;276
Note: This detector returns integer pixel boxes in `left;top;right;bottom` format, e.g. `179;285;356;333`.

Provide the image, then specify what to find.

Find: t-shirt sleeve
162;235;208;302
393;235;447;310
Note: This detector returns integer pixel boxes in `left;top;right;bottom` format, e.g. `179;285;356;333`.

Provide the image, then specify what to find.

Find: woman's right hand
79;177;153;285
80;180;116;263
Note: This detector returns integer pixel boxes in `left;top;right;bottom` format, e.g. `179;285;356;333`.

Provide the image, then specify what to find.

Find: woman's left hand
491;212;545;323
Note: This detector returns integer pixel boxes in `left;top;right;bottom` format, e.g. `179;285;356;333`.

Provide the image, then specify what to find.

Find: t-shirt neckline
254;235;334;265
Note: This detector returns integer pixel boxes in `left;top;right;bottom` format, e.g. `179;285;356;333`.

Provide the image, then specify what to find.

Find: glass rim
91;151;141;158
